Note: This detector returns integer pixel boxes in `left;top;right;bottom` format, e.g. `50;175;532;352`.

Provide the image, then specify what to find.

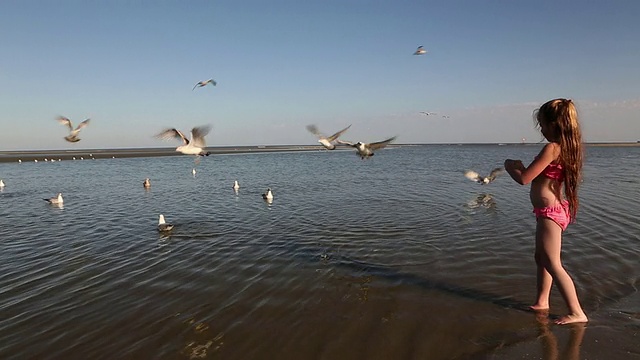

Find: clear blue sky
1;1;638;150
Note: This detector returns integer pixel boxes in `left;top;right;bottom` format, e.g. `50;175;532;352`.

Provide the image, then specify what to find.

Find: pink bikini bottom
533;200;571;231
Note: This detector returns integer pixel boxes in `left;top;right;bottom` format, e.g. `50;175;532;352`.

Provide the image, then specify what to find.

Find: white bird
18;159;22;163
44;193;64;204
262;188;273;201
0;179;5;188
233;180;240;191
192;168;197;176
57;116;90;143
192;79;217;90
464;168;503;185
157;214;174;232
155;126;212;157
337;137;397;159
419;111;437;116
306;124;352;150
413;46;427;55
143;178;151;188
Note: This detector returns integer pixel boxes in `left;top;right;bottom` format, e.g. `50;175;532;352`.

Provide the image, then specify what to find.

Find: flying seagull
57;116;90;143
306;124;352;150
192;79;217;90
155;126;212;157
419;111;437;116
157;214;174;232
337;137;397;159
464;167;503;185
44;193;64;204
413;46;427;55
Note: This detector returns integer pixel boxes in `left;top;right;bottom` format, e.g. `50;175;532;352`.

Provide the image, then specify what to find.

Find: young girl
504;98;588;324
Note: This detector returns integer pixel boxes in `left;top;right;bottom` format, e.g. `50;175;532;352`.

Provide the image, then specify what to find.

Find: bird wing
487;167;504;181
306;124;323;138
156;128;189;145
326;124;352;142
74;118;91;131
190;125;212;147
192;83;199;91
336;139;356;147
367;136;396;150
209;79;217;86
464;170;481;182
57;116;73;131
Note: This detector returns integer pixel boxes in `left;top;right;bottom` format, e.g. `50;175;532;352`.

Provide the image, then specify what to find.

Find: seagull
337;137;397;159
192;168;196;176
192;79;217;90
464;167;503;185
143;178;151;188
233;180;240;191
306;124;352;150
413;46;427;55
57;116;90;143
262;188;273;201
419;111;437;116
155;126;212;157
0;179;5;188
44;193;64;204
157;214;174;232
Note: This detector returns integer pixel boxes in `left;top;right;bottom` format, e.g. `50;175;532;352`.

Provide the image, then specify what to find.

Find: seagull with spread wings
464;167;503;185
192;79;217;90
57;116;90;143
306;124;352;150
337;136;397;159
155;126;212;157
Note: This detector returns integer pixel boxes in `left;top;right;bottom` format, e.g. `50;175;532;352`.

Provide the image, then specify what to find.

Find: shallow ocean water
0;145;638;359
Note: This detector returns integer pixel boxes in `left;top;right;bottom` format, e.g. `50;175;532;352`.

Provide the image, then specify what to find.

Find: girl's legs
532;249;553;310
535;218;588;324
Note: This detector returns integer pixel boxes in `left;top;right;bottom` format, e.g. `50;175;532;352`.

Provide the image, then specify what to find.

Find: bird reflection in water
466;193;497;211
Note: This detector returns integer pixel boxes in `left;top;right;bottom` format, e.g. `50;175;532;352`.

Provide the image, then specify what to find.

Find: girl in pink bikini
504;98;588;324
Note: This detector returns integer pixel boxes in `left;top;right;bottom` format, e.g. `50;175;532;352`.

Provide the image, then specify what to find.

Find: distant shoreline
0;142;638;163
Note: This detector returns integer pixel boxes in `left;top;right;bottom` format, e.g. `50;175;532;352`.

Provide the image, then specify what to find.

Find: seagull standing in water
156;126;212;158
306;124;352;150
143;178;151;188
262;188;273;203
413;46;427;55
44;193;64;205
192;79;217;90
464;168;503;185
338;137;397;159
0;179;5;188
233;180;240;191
157;214;174;232
57;116;90;143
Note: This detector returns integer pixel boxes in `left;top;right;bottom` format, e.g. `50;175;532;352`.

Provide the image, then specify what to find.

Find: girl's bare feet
530;304;549;311
554;313;588;325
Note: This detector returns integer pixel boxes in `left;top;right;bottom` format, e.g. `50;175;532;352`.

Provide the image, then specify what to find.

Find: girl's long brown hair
534;99;584;220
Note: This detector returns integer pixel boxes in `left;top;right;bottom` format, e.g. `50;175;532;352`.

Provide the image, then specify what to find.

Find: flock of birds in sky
2;46;503;233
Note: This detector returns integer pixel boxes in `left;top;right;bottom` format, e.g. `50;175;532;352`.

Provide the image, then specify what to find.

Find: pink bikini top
535;156;565;181
543;162;564;181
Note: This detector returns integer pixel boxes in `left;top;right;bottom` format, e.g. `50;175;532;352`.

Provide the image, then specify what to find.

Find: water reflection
466;193;496;210
537;312;587;360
